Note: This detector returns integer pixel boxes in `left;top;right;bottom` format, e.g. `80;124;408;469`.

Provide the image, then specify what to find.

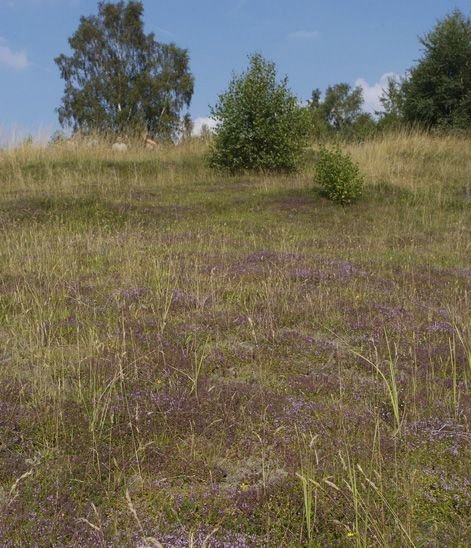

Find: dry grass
348;129;471;195
0;132;470;546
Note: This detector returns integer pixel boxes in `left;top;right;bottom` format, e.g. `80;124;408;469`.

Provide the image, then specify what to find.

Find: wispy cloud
355;72;401;114
288;30;320;40
227;0;250;17
0;37;28;69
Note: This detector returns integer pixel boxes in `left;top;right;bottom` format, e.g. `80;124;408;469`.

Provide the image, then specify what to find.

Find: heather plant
0;131;470;545
315;144;364;204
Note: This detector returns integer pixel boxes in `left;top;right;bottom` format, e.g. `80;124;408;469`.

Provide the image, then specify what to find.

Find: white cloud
355;72;400;115
192;116;218;136
228;0;250;16
288;30;320;40
0;37;28;69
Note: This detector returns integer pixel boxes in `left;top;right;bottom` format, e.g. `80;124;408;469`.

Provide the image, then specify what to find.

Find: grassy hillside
0;133;470;546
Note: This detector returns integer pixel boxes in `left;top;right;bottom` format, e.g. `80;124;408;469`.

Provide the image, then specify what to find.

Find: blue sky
0;0;470;140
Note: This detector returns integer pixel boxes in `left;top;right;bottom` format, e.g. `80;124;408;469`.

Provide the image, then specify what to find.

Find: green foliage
401;10;471;129
321;83;364;133
350;113;377;141
307;83;376;140
208;53;309;172
305;88;330;140
315;145;364;204
377;76;406;130
55;1;194;140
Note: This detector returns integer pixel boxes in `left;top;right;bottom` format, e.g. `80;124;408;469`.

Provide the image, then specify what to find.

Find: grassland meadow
0;131;470;545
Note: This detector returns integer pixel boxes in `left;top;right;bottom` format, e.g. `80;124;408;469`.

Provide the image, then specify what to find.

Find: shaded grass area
0;135;470;545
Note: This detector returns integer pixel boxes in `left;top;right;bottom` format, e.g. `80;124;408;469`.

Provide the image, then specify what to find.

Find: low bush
315;145;364;204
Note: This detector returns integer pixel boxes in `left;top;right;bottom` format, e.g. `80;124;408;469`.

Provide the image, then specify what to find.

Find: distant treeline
54;3;471;144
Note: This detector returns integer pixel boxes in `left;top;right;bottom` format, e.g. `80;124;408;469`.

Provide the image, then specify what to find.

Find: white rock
112;142;128;152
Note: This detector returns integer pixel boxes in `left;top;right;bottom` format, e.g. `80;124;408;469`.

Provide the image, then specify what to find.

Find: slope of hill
0;133;470;545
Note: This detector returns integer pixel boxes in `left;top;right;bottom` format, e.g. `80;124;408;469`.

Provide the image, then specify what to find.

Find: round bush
315;145;364;204
208;54;309;172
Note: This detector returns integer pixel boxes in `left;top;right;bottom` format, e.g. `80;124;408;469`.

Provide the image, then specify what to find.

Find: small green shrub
208;53;309;173
315;145;364;204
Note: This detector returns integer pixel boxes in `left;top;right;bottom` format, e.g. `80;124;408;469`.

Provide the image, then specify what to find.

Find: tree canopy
55;1;194;140
307;83;375;140
321;83;364;132
401;10;471;129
